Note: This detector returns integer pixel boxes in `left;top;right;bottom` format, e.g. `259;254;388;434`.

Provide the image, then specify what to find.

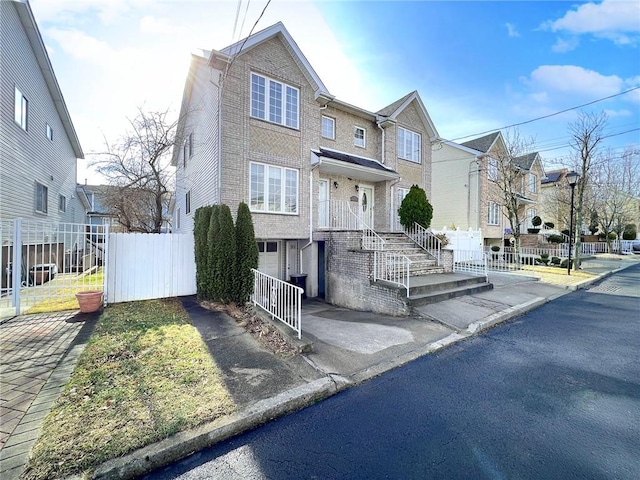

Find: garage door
257;241;280;278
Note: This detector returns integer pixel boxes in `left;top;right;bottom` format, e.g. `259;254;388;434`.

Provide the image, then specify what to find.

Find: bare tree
91;108;178;233
567;111;607;268
490;129;537;252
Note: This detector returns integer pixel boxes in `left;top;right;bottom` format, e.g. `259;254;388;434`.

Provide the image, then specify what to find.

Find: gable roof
12;0;83;159
217;22;332;102
541;169;567;185
461;132;501;154
513;152;538;170
376;91;440;141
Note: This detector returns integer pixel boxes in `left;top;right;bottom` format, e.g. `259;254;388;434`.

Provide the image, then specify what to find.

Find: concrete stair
406;273;493;307
378;232;443;275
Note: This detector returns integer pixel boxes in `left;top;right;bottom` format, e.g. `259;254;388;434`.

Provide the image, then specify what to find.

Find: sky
29;0;640;184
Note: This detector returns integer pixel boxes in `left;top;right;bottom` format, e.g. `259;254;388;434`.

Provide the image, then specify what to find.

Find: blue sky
29;0;639;183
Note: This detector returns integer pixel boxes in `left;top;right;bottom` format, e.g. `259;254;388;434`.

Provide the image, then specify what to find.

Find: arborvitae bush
398;184;433;229
194;206;213;299
216;204;237;303
206;205;221;301
234;202;258;305
551;256;561;265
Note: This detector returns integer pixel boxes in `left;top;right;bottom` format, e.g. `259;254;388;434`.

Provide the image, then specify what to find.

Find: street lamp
566;171;580;275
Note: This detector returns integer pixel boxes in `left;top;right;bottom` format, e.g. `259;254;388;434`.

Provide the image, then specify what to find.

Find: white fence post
12;218;21;313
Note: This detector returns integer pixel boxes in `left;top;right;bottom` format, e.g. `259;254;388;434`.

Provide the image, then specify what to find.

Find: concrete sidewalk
1;255;637;480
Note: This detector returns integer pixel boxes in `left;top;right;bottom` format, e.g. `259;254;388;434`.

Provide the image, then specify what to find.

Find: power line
450;87;640;142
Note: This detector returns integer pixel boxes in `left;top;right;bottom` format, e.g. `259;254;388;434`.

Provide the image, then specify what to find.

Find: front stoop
407;273;493;307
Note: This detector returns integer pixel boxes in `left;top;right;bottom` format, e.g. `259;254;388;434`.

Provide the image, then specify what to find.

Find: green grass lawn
22;298;236;480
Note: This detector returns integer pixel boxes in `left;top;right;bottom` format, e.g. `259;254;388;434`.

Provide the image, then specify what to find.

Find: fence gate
0;218;108;320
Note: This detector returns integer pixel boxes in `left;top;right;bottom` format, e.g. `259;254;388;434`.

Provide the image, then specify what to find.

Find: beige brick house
431;132;545;249
172;22;441;307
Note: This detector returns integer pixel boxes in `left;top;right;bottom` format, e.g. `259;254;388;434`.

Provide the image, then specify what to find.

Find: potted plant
76;290;103;313
528;215;542;234
490;245;500;260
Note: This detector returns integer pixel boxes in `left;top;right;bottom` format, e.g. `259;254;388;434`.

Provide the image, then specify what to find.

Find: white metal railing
405;222;441;265
318;200;360;230
453;250;488;280
1;218;108;319
251;269;302;339
541;224;569;242
373;251;410;296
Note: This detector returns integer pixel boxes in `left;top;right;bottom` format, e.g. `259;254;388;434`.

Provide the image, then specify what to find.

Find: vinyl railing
453;250;488;280
405;222;441;265
373;251;410;296
251;269;302;339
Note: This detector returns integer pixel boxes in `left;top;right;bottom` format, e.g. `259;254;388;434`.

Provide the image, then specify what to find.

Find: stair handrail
347;203;386;250
541;223;570;243
373;250;411;296
405;222;441;265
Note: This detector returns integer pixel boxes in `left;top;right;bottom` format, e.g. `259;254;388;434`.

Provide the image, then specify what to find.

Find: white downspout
377;121;385;164
300;161;321;271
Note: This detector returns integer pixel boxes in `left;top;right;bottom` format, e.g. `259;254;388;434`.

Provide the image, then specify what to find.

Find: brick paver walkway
0;311;95;479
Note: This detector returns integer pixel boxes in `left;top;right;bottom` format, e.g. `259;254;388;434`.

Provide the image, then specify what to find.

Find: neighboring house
539;168;569;231
431;132;545;248
0;0;85;223
172;22;441;306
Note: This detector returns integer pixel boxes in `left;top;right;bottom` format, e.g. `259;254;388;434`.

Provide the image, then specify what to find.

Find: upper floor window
250;162;298;214
58;194;66;212
487;158;499;181
36;182;48;214
397;127;421;163
251;73;299;129
46;124;54;141
185;190;191;214
487;201;499;225
354;126;366;148
322;116;335;139
529;173;537;193
15;87;28;131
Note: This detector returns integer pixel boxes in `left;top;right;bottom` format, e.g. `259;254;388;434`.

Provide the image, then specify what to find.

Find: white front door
359;185;374;227
285;240;298;280
318;179;329;228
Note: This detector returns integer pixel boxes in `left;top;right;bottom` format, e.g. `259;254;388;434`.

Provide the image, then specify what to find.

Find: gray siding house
0;0;84;223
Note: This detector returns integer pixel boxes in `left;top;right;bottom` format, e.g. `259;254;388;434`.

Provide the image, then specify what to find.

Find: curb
89;378;339;480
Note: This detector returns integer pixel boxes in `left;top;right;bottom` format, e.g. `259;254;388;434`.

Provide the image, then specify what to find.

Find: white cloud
542;0;640;45
505;23;520;38
139;16;183;35
526;65;624;98
551;37;580;53
44;27;117;64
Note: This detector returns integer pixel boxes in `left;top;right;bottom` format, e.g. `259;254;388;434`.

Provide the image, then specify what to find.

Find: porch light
355;185;359;192
333;181;339;189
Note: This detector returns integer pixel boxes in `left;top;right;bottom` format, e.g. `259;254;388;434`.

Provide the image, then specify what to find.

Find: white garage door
258;241;280;278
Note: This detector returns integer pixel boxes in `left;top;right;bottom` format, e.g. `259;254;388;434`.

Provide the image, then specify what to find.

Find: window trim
397;127;422;163
185;190;191;214
321;115;335;140
487;201;499;226
188;132;193;159
529;173;537;193
58;194;66;213
250;72;299;129
36;182;48;214
249;161;299;215
354;126;366;148
14;87;28;131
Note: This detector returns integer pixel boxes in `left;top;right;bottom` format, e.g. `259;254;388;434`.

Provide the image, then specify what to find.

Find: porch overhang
311;148;400;183
515;193;536;204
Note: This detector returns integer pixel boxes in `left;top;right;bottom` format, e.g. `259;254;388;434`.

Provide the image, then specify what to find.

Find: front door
359;185;374;227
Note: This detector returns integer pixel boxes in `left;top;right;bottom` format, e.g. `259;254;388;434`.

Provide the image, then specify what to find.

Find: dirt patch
200;301;298;358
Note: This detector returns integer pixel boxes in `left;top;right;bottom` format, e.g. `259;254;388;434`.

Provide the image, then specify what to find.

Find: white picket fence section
107;233;196;303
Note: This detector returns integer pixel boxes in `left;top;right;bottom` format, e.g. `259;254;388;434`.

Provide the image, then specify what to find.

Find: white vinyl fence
107;233;196;303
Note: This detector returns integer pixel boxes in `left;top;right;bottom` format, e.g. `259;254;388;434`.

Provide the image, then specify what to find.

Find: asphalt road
144;264;640;480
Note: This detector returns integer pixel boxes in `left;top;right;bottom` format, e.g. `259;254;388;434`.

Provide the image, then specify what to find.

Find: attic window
398;127;421;163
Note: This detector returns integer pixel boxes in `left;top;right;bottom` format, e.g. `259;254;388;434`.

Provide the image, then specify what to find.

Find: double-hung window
46;124;54;141
58;194;66;213
487;158;499;181
15;87;28;131
322;116;335;139
354;126;365;147
185;190;191;214
36;182;48;214
250;162;298;214
251;73;299;129
529;173;537;193
397;127;421;163
487;201;499;225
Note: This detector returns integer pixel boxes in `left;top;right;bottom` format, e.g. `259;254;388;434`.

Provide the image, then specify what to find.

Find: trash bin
289;273;307;299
